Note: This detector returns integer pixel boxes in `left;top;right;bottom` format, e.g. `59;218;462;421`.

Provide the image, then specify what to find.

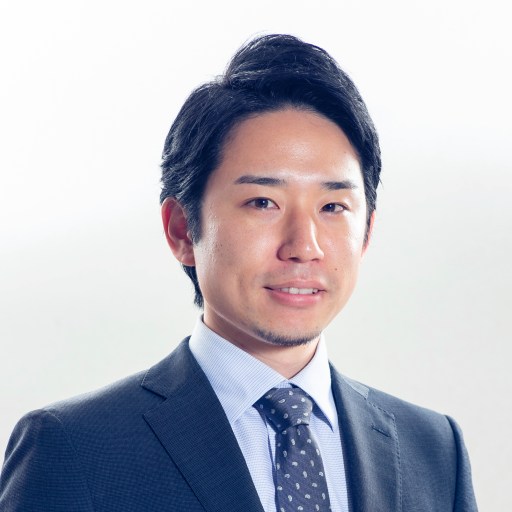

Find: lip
265;281;326;292
265;281;326;307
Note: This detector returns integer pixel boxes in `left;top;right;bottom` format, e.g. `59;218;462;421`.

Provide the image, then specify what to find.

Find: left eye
247;198;278;209
321;203;345;213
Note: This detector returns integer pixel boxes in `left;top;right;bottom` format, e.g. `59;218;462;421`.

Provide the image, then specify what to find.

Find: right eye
245;198;278;209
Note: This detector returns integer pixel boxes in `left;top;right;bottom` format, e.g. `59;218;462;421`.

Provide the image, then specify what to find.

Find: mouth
277;287;320;295
265;284;325;307
264;282;325;307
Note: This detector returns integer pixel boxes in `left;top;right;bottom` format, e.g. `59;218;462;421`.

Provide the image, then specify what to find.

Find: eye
246;198;278;209
321;202;346;213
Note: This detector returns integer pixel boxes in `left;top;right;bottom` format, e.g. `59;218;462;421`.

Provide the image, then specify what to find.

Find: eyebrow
234;174;358;190
323;180;358;190
234;175;285;186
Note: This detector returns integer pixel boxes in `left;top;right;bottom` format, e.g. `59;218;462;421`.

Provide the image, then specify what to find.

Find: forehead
207;108;363;190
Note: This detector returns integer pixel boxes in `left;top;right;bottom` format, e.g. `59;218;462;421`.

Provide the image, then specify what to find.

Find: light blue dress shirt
189;319;349;512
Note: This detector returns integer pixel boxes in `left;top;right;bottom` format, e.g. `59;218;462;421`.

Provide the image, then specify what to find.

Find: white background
1;0;510;508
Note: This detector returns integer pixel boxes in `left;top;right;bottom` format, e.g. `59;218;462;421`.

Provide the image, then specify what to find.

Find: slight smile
278;287;319;295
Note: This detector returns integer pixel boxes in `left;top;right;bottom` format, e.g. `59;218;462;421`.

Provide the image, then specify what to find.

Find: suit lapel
330;367;402;512
141;340;264;512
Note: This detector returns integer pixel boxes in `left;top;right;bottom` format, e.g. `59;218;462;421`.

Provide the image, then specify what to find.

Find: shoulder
5;344;182;453
331;369;477;510
331;368;465;455
4;369;160;465
30;369;157;428
18;339;196;433
0;341;204;510
5;339;200;453
0;373;152;511
334;368;452;425
331;368;475;479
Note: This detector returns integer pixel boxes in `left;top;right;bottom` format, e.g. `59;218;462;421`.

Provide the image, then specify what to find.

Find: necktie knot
254;387;313;430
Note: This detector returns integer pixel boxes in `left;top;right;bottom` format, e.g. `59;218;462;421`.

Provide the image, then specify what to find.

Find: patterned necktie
254;387;332;512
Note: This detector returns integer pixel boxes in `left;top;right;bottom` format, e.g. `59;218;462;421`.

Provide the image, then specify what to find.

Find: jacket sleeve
446;416;478;512
0;410;95;511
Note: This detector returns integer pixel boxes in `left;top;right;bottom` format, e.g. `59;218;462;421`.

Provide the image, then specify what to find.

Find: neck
201;313;321;379
226;336;320;379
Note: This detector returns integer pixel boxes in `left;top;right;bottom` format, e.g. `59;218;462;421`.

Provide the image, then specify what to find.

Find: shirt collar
188;317;337;429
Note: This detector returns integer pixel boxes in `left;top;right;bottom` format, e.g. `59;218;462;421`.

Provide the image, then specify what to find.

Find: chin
254;326;321;347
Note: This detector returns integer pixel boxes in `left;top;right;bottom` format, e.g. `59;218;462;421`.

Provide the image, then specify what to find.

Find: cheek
195;222;251;281
194;221;223;283
323;235;365;289
222;222;275;259
325;224;365;258
345;215;369;255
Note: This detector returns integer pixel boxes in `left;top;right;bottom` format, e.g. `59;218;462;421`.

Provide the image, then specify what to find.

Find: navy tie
254;388;332;512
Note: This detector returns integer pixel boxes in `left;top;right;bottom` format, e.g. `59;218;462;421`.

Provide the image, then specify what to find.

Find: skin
163;108;373;378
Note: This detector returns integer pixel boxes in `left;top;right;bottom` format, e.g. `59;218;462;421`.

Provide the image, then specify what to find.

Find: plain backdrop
1;0;510;509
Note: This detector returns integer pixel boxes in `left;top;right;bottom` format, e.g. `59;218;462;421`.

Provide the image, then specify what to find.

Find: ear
362;211;376;256
161;198;196;266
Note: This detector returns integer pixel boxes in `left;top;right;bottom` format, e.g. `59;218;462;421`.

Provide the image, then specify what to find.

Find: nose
277;212;325;262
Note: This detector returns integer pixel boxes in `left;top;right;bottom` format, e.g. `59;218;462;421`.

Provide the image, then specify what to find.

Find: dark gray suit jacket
0;339;477;511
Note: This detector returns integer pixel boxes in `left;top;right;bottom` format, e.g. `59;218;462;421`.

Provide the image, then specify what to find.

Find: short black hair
160;34;381;307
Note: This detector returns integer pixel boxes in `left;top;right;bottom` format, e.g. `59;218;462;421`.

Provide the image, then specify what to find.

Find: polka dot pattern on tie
254;388;332;512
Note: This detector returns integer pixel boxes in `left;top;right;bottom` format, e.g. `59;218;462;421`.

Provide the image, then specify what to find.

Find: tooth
278;288;319;295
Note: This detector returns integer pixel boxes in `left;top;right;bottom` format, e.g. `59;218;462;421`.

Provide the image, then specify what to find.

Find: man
0;34;477;511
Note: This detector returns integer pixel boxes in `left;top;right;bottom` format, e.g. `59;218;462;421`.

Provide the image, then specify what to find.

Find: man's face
191;108;370;350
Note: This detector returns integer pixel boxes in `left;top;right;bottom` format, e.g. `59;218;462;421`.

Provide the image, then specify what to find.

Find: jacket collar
330;366;402;512
141;339;265;512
